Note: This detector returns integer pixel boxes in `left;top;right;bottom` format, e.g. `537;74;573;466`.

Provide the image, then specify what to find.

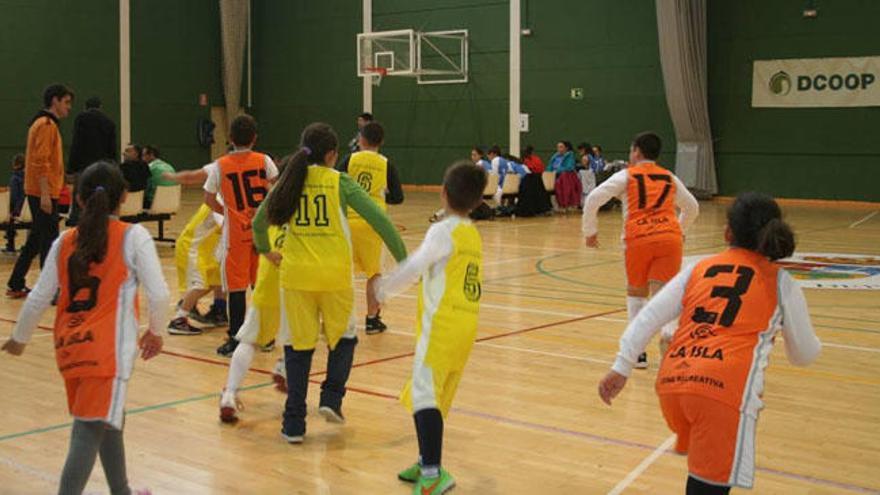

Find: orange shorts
223;246;258;292
64;376;127;429
624;236;682;289
659;393;757;489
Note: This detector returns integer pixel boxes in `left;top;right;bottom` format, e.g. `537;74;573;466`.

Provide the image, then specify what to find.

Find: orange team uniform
623;162;683;288
657;248;781;488
55;220;136;427
217;151;271;291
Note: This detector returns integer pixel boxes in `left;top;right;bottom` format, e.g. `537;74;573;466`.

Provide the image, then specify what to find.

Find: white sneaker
272;358;287;393
281;432;304;444
219;389;243;423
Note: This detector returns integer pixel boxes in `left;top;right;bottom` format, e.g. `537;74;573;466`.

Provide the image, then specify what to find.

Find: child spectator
4;154;25;254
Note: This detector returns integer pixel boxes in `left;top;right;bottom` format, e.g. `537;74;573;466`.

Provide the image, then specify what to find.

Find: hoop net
364;67;388;87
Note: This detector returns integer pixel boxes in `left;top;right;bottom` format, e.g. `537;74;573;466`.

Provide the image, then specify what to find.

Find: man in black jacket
66;97;117;225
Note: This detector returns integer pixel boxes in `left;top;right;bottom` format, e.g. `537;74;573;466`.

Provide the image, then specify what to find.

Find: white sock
626;296;647;322
225;343;255;393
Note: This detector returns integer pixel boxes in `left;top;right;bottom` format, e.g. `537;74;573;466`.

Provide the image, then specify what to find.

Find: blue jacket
9;169;24;215
548;151;576;173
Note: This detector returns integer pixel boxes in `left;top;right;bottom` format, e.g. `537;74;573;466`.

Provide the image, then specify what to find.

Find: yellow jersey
347;150;388;222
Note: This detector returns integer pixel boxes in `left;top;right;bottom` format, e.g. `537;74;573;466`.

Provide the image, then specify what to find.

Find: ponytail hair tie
95;186;105;193
301;146;312;155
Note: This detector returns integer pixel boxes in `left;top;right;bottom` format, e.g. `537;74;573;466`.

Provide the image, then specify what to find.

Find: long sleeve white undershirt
611;263;822;377
375;217;455;303
581;166;700;238
11;224;170;344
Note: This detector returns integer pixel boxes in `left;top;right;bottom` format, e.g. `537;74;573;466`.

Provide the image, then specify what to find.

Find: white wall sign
752;56;880;108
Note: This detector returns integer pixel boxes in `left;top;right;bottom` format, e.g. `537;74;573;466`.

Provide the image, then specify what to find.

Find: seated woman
547;141;581;211
522;145;545;173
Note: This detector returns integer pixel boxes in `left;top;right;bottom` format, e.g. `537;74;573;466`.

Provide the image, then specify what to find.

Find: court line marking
823;342;880;353
849;211;879;229
607;435;677;495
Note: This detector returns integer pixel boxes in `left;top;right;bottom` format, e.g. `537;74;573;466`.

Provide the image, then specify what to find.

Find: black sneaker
168;317;203;336
318;405;345;424
365;314;387;335
260;339;275;352
216;338;239;357
5;287;31;299
203;305;229;327
188;307;209;324
634;352;648;369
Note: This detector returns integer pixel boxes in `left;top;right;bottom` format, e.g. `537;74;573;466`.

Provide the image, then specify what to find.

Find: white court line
848;210;878;229
607;435;677;495
482;254;545;267
823;342;880;353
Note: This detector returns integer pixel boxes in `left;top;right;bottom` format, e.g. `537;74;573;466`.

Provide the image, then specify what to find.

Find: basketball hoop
364;67;388;87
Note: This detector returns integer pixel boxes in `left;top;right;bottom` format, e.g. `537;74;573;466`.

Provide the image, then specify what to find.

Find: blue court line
0;382;273;443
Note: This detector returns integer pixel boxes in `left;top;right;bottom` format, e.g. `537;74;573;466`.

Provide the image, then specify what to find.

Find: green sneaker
413;469;455;495
398;463;421;483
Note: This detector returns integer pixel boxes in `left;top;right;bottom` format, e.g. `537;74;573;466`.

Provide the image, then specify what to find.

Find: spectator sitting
504;154;530;178
142;145;176;209
576;142;593;171
547;141;581;211
119;143;150;192
471;147;491;172
487;145;509;203
590;144;606;173
522;145;545;173
3;153;25;254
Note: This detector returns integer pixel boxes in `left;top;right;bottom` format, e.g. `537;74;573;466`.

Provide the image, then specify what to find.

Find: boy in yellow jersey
373;162;487;495
218;225;287;423
254;123;407;444
337;121;404;334
162;167;228;335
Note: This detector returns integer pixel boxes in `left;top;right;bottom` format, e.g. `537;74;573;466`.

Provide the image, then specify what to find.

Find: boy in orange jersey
203;115;278;356
582;132;699;368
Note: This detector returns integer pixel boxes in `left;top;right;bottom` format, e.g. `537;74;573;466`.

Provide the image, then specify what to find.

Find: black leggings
686;476;730;495
227;290;246;339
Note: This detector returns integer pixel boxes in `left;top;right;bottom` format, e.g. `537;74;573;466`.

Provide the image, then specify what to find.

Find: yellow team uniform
400;217;483;417
280;165;355;351
347;150;388;277
234;226;285;347
174;204;222;294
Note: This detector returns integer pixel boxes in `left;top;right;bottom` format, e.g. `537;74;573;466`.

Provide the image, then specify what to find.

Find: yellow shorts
234;304;280;347
175;205;221;293
350;220;383;278
281;289;355;351
401;365;464;418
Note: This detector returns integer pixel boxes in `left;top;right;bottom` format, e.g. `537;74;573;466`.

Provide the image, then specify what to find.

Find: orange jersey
624;162;681;242
54;220;133;379
657;248;781;409
217;151;271;246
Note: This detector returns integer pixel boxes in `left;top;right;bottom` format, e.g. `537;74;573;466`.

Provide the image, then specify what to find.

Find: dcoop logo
769;71;792;95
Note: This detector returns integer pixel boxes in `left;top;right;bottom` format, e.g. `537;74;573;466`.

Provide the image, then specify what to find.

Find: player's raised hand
598;370;627;405
139;331;163;360
1;338;26;356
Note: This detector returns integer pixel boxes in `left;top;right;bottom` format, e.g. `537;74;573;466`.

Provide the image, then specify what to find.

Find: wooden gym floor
0;189;878;494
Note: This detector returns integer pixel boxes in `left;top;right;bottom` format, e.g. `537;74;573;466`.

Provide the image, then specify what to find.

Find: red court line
152;307;625;376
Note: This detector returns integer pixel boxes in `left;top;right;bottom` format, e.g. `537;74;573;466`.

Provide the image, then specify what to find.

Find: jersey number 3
691;264;755;327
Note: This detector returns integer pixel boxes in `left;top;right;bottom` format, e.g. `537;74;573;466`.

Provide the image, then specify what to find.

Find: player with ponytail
597;192;821;494
3;161;169;494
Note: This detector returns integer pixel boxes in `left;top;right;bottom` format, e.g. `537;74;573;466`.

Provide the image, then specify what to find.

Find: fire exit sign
570;88;584;100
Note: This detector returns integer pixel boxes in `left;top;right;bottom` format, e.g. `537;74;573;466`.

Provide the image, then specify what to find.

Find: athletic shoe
318;405;345;424
5;287;30;299
272;358;287;393
365;314;387;335
261;339;275;353
413;469;455;495
219;389;243;424
280;431;304;444
167;317;203;336
216;338;238;357
397;463;421;483
187;307;208;324
202;305;229;327
634;352;648;369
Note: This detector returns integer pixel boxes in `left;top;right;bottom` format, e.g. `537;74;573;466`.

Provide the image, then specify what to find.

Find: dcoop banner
752;56;880;107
